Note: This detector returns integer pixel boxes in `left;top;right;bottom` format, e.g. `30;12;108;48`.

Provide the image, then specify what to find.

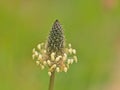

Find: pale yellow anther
64;53;67;58
64;67;68;72
36;61;40;65
63;53;67;61
55;56;62;61
52;64;57;68
32;54;35;59
68;48;73;54
56;67;60;72
51;52;55;61
50;64;57;71
68;43;72;48
47;60;51;66
37;44;41;50
40;65;45;70
34;51;38;56
32;48;35;53
43;61;47;65
70;59;74;64
48;72;51;76
67;59;71;64
38;54;42;60
43;50;46;53
73;56;77;62
72;49;76;54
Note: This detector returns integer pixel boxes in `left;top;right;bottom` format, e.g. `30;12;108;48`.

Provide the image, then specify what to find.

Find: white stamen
74;56;78;63
67;59;71;64
43;50;46;53
64;53;67;58
47;60;51;66
51;52;55;61
56;67;60;72
32;54;35;59
72;49;76;54
48;72;51;76
43;61;47;65
34;51;38;56
38;54;42;60
49;64;56;71
68;48;73;54
55;56;62;62
64;67;68;72
70;59;74;64
52;64;57;68
63;53;67;61
41;65;45;70
36;61;40;65
32;48;35;53
68;43;72;48
37;44;41;50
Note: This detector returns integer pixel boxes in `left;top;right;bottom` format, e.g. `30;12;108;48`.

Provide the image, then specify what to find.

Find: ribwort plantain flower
32;20;78;76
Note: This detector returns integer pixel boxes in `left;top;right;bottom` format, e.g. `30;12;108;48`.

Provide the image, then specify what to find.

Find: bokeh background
0;0;120;90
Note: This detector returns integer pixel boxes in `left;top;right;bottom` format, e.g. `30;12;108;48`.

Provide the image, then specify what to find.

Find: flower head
32;20;78;76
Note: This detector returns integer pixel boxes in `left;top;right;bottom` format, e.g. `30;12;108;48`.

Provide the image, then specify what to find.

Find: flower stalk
49;71;55;90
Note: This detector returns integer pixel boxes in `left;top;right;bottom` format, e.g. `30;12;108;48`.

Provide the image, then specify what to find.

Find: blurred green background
0;0;120;90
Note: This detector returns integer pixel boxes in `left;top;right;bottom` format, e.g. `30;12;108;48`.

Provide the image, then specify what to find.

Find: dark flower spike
46;20;65;55
32;20;78;76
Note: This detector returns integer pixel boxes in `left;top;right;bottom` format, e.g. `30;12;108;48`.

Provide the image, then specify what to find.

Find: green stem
48;71;55;90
